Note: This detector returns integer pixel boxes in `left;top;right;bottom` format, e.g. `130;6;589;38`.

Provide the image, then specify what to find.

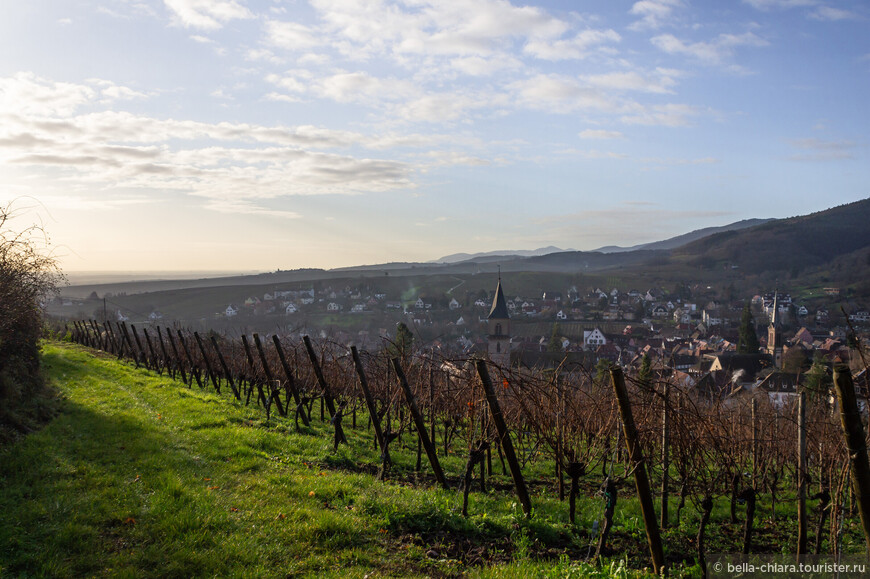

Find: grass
2;342;863;577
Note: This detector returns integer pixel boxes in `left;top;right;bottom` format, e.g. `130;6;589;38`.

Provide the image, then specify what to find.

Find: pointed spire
771;289;778;327
488;276;510;320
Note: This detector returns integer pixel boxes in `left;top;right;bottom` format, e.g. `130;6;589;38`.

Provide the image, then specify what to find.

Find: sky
1;0;868;273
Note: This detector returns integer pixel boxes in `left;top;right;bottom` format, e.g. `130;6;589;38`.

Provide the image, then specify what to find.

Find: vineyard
64;319;870;575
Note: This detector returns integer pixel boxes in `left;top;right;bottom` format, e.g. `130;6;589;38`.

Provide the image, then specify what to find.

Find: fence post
610;366;665;575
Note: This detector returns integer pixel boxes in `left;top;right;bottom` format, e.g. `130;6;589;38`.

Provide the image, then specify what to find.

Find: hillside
593;219;773;253
673;198;870;275
1;343;702;577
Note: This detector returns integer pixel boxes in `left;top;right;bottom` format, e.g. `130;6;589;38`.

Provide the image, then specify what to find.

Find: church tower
767;291;783;369
487;275;511;366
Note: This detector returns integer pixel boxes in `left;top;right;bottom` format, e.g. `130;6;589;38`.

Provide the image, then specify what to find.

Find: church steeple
487;272;511;366
767;290;783;368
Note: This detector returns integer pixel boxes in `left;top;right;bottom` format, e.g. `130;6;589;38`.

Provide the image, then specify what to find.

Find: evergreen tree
391;321;415;360
637;353;652;387
737;302;760;354
547;323;563;353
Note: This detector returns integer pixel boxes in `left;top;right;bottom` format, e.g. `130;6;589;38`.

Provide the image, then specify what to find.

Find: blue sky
1;0;868;272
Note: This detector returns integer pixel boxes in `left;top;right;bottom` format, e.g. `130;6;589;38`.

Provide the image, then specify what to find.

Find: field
0;342;865;577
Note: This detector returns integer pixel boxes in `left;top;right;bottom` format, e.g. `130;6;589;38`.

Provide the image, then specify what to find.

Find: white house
556;310;568;321
584;328;607;350
226;305;238;317
449;298;461;310
284;303;297;314
327;302;342;312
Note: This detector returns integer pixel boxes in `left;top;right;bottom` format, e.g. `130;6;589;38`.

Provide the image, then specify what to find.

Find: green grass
3;342;860;577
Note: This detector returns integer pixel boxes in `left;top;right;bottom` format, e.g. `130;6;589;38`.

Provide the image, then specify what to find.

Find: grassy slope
6;343;864;577
2;343;662;578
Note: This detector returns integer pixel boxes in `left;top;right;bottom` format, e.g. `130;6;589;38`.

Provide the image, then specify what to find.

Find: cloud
743;0;818;10
163;0;253;30
651;31;768;67
809;6;858;21
621;103;700;126
788;137;857;161
265;20;322;51
579;129;624;139
582;69;679;94
628;0;684;31
0;72;428;215
523;28;621;61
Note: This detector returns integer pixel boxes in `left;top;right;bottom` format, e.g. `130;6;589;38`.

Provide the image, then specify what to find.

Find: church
487;276;511;366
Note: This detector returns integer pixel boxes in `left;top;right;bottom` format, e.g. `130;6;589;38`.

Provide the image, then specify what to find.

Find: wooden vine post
177;330;203;389
303;335;346;444
392;357;448;490
832;366;870;552
351;347;384;451
272;335;307;424
797;390;808;555
610;366;665;575
194;332;221;395
211;336;240;401
476;359;532;517
661;380;670;529
253;333;285;417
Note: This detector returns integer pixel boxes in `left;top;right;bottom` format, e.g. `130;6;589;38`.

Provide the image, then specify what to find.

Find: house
756;372;800;408
556;310;568;321
449;298;461;310
351;303;366;313
848;311;870;323
149;311;163;320
652;305;669;317
226;305;238;317
284;303;297;314
584;328;607;350
327;302;342;312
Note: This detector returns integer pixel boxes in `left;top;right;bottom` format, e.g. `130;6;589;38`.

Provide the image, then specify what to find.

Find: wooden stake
610;366;665;574
392;357;448;490
833;366;870;552
476;359;531;517
797;390;808;555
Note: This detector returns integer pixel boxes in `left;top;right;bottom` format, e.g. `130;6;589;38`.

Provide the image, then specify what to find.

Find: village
143;276;868;408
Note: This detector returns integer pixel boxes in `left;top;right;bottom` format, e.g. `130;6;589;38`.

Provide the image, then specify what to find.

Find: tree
0;203;63;405
390;322;415;360
637;353;652;388
547;323;563;353
737;302;760;354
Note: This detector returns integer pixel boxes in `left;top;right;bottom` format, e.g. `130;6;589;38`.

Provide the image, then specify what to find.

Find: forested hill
672;198;870;274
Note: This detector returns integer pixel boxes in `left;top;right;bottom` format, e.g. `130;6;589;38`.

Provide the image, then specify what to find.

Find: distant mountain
433;246;571;264
674;198;870;274
593;219;773;253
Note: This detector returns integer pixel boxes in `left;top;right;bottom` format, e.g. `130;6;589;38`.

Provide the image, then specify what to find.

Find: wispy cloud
788;137;857;161
809;6;858;21
651;31;768;67
628;0;684;31
163;0;253;30
579;129;624;140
